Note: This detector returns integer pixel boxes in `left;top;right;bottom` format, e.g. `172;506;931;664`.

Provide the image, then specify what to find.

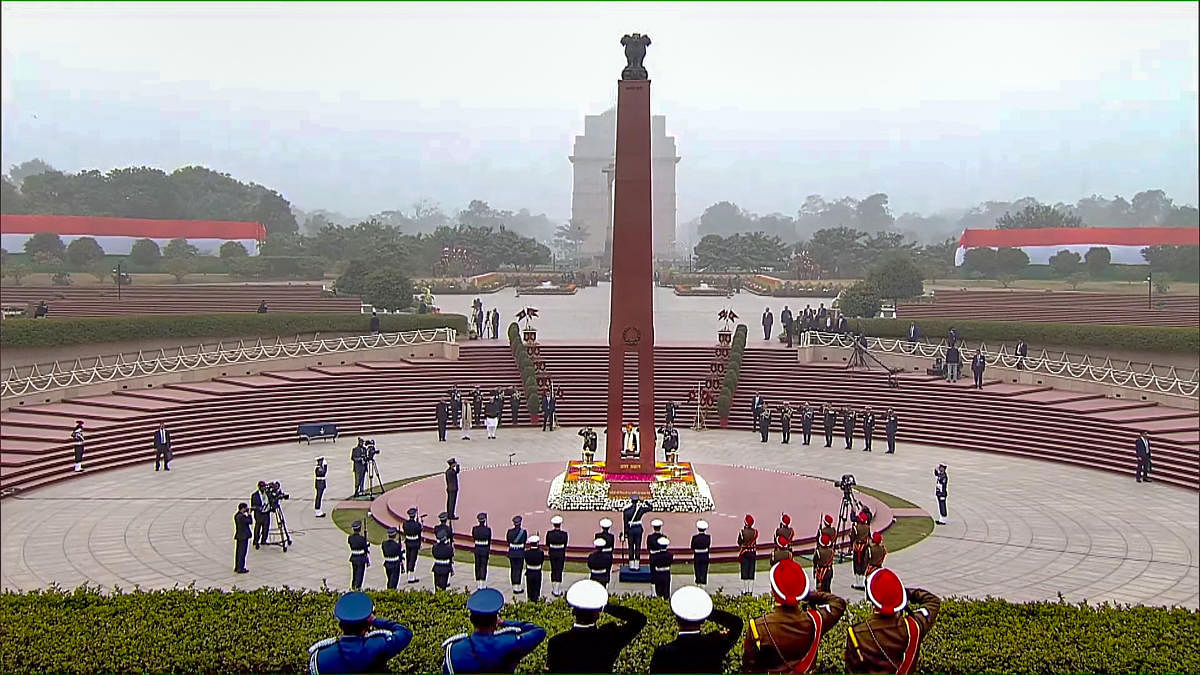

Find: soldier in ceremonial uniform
818;513;836;544
800;402;814;445
771;534;793;565
314;456;328;517
432;528;455;591
445;458;461;520
524;536;545;601
823;405;837;447
402;507;422;583
308;592;412;674
650;586;744;674
691;520;711;587
347;520;370;591
845;569;940;674
546;580;647;673
650;537;673;598
71;420;85;472
436;397;450;442
588;537;613;587
842;406;857;450
596;517;616;555
851;512;870;590
622;495;652;570
866;531;887;577
660;425;680;464
759;404;773;443
472;513;491;590
435;512;453;542
779;403;793;444
738;514;759;595
934;464;949;524
812;533;835;592
885;408;899;454
442;588;546;674
546;515;568;596
665;399;679;426
381;527;404;590
862;407;876;452
506;515;527;594
775;514;794;548
578;426;598;464
449;386;462;426
743;559;847;674
647;518;667;553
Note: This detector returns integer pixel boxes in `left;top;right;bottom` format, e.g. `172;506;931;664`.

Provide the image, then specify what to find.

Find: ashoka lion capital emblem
620;33;651;80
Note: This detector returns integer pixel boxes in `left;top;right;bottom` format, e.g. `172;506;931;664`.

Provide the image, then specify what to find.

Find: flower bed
547;462;714;512
673;284;731;297
516;284;578;295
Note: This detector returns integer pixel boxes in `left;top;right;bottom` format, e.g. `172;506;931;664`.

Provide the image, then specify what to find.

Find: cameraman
351;439;367;496
308;592;412;674
250;481;272;549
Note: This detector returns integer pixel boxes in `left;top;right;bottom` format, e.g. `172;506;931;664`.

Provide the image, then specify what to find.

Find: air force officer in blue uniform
442;588;545;674
308;592;412;674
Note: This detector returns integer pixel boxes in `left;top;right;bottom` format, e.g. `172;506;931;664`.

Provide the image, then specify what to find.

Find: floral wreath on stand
622;326;642;346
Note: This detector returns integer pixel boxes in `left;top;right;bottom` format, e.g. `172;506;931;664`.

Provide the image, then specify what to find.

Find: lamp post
1146;271;1152;310
112;262;123;301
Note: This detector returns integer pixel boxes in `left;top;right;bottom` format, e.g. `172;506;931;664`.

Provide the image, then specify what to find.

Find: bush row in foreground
1;587;1195;674
858;318;1199;355
0;312;469;348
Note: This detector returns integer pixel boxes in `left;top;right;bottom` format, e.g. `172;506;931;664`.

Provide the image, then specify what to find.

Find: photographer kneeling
308;591;412;674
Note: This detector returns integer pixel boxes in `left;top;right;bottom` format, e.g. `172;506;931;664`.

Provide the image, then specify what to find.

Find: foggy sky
2;1;1197;224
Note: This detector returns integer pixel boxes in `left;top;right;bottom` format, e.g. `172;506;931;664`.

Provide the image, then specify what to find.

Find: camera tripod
834;488;863;563
362;457;385;498
264;503;293;552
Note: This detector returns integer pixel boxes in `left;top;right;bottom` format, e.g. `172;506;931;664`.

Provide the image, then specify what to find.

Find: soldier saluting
472;512;491;590
780;403;793;444
800;402;814;445
546;515;568;596
842;406;857;450
823;405;837;448
885;408;899;454
622;495;652;571
578;426;598;464
744;559;847;674
546;580;646;674
862;407;876;452
313;456;328;518
845;569;940;674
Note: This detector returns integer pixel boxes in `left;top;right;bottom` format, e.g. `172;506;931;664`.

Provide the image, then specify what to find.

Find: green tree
4;262;30;285
23;232;65;261
129;238;161;267
838;281;881;318
960;247;998;277
359;269;414;311
698;201;753;237
855;193;895;232
163;238;199;259
996;203;1083;229
66;236;105;268
867;254;924;300
219;241;249;258
5;158;55;186
1048;249;1083;277
161;256;195;283
693;234;730;270
1084;247;1111;278
1;178;29;213
552;220;590;259
995;247;1030;276
1065;273;1087;290
1142;245;1200;282
918;237;957;283
806;226;866;278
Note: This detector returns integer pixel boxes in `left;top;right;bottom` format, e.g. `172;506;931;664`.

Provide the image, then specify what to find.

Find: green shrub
0;313;469;348
859;318;1198;354
0;587;1195;674
508;321;542;416
717;324;748;422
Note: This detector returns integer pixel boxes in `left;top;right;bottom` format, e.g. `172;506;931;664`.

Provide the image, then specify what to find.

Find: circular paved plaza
2;428;1196;608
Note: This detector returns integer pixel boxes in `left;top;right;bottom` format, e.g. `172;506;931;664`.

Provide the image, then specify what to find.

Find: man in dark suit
546;580;646;674
945;344;962;382
369;310;381;334
780;305;794;347
233;502;252;573
436;398;450;442
751;393;765;434
649;586;744;674
1135;431;1152;483
842;407;857;450
506;387;520;426
153;422;172;471
762;307;774;341
971;349;986;389
250;482;272;549
1015;338;1029;370
906;322;920;342
885;408;899;454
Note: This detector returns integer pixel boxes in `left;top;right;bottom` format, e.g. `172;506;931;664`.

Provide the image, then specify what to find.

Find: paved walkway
2;428;1196;607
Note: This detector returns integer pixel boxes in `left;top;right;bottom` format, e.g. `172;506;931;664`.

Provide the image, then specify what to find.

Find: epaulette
365;629;392;639
495;626;523;636
441;632;470;648
308;637;338;655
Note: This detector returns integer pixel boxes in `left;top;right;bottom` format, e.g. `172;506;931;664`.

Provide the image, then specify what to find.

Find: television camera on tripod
832;473;871;562
261;480;293;552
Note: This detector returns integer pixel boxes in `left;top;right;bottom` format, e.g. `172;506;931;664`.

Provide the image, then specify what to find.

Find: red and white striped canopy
0;214;266;256
955;227;1198;266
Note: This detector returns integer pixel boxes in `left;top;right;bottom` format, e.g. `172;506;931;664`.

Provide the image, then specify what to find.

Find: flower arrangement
548;463;715;512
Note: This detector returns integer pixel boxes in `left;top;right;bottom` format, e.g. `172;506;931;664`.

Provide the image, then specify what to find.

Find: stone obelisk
605;34;657;489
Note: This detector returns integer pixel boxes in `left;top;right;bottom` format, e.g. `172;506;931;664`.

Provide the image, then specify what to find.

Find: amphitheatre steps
897;289;1199;327
1;343;1196;498
0;283;361;317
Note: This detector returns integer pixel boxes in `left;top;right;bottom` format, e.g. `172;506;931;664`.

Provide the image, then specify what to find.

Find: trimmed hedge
0;312;469;348
859;318;1199;355
508;321;542;416
716;324;749;421
0;587;1195;674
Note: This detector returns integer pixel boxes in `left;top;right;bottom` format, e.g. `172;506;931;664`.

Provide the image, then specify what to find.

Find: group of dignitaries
435;386;521;442
309;562;940;674
749;396;900;453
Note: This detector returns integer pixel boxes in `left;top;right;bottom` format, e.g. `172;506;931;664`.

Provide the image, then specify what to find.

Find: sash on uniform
896;616;921;675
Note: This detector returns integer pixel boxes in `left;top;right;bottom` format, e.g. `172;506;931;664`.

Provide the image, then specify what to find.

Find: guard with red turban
865;531;887;578
812;533;835;593
774;514;795;552
845;569;940;674
737;514;759;595
743;559;847;673
770;534;793;565
850;511;871;590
